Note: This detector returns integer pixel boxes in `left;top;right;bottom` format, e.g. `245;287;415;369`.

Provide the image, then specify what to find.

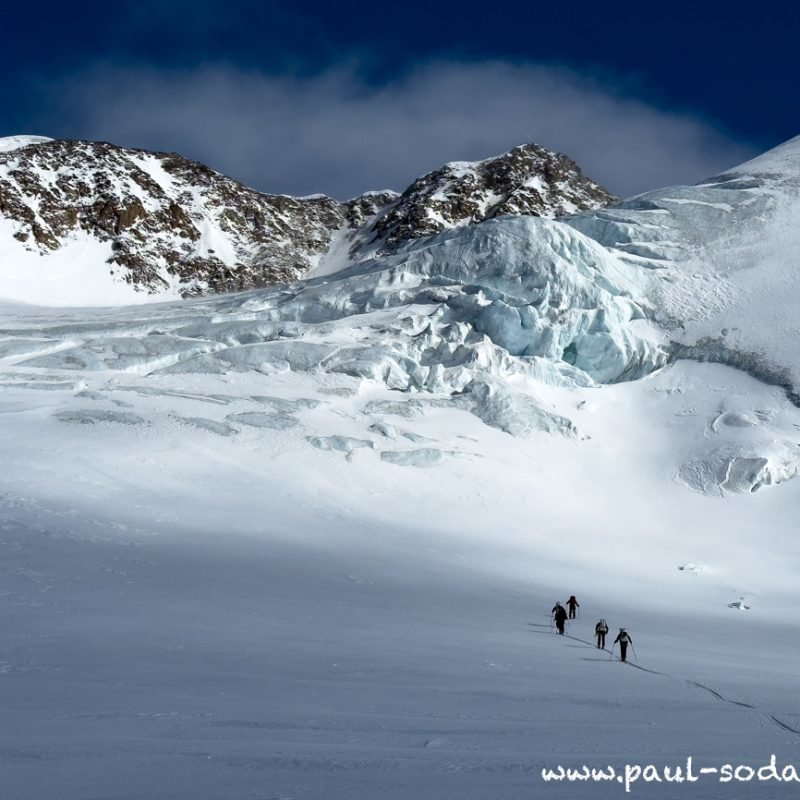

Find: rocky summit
0;137;614;300
370;143;615;251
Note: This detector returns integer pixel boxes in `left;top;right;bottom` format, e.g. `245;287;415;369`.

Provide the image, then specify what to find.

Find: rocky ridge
370;143;614;250
0;137;614;299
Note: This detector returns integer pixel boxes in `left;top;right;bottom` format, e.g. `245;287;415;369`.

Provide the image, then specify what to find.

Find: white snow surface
0;217;184;306
724;134;800;177
567;134;800;395
0;134;53;152
3;138;800;799
2;297;800;798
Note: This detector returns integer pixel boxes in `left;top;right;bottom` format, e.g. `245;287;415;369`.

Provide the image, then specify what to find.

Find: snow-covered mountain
3;135;800;800
6;136;800;495
568;135;800;399
562;136;800;495
0;137;379;302
367;143;614;251
0;136;612;304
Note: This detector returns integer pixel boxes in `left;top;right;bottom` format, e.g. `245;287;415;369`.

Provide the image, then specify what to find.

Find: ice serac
0;138;614;304
156;214;665;403
566;134;800;403
11;215;665;440
566;134;800;494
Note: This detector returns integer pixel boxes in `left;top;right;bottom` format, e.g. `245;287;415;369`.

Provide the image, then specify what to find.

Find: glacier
563;136;800;495
7;184;800;495
3;137;800;799
8;216;669;445
568;135;800;398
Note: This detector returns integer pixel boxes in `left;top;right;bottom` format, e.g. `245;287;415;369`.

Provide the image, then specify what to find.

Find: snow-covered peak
0;134;53;153
369;143;616;251
567;133;800;444
0;138;351;302
348;189;401;202
715;133;800;179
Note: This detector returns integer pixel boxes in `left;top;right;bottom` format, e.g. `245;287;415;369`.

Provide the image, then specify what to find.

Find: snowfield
2;137;800;799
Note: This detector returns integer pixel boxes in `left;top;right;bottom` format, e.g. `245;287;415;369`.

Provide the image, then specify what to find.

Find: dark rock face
0;139;615;298
0;140;351;296
370;144;616;251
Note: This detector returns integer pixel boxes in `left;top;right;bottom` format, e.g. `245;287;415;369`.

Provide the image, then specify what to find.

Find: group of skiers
550;597;634;662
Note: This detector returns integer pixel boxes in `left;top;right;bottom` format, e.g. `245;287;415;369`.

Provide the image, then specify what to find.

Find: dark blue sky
1;1;796;197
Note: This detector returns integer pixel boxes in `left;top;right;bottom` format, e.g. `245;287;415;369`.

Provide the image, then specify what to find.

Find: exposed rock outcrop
0;137;614;298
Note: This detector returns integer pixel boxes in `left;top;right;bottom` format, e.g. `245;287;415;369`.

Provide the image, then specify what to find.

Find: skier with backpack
595;619;609;649
566;595;580;619
552;602;568;635
613;628;633;662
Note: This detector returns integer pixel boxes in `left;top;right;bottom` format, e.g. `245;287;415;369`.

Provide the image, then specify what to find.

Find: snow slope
0;216;184;305
0;134;53;152
2;300;800;798
567;135;800;402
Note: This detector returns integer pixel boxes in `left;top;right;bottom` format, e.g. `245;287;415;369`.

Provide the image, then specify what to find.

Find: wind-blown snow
724;133;800;177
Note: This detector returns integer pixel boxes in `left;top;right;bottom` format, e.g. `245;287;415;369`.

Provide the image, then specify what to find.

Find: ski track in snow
768;715;800;737
552;626;800;744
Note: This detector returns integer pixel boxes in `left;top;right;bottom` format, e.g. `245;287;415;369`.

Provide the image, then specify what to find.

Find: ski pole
630;643;638;663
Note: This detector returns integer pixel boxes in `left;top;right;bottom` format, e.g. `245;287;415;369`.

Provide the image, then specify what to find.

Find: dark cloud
38;61;757;199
